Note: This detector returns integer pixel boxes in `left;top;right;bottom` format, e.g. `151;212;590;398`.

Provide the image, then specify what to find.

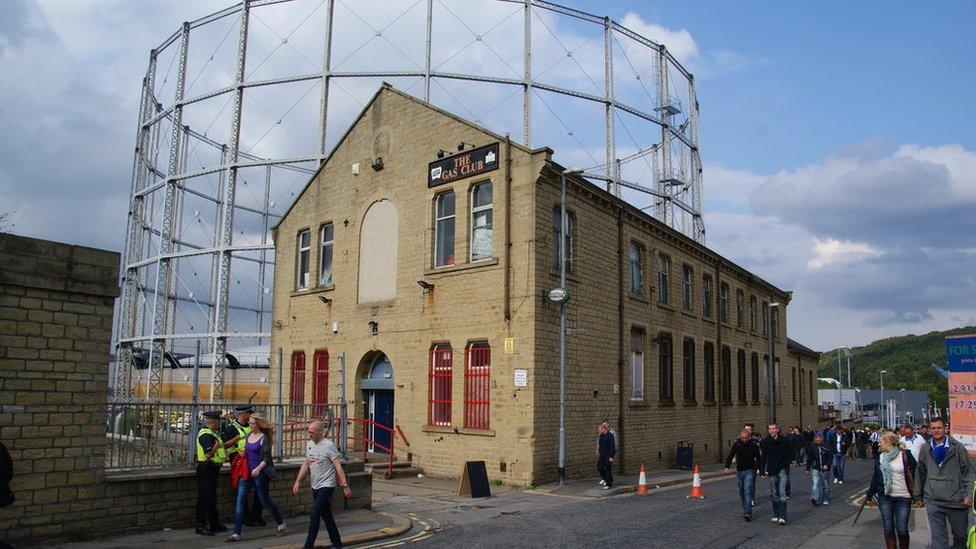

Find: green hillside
817;326;976;409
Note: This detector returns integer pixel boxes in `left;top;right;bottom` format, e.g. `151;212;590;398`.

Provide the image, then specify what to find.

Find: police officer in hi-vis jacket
196;410;227;536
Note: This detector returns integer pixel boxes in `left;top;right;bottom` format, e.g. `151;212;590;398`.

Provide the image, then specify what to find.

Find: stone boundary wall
0;234;370;545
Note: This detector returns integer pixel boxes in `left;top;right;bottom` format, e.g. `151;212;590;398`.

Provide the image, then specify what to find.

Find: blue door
369;390;394;453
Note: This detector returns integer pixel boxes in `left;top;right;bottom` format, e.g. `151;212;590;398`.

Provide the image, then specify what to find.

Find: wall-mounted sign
547;287;570;304
514;369;528;387
428;142;499;188
504;337;515;355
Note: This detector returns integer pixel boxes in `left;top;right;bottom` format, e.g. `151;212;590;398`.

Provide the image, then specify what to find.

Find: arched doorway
361;353;394;453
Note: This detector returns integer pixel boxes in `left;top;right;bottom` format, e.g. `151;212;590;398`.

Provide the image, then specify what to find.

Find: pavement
800;494;933;548
43;509;411;549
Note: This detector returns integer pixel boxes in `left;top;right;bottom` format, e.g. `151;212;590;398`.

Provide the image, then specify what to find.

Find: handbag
230;453;250;489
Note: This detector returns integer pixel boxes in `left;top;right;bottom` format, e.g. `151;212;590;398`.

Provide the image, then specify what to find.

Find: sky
1;0;974;351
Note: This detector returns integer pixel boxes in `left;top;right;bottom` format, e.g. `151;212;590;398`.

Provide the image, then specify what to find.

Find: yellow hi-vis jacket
196;428;227;464
229;420;250;454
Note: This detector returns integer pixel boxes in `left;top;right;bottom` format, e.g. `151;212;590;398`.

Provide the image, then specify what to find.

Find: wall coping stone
0;234;120;297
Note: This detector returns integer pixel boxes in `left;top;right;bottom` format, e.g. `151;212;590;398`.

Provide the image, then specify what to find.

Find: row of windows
294;181;493;290
628;330;807;405
433;182;493;268
288;350;329;415
625;241;780;337
296;224;334;290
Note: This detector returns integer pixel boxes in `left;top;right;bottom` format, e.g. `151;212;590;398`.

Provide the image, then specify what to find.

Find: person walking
914;418;976;549
761;423;791;524
224;404;263;527
596;421;616;490
827;425;851;484
806;433;832;506
294;420;353;549
867;432;917;549
871;428;881;460
857;428;869;460
900;425;926;463
724;428;762;521
226;413;285;542
195;411;227;536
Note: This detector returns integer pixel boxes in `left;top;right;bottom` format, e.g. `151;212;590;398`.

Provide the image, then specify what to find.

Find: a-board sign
428;142;499;188
457;460;491;498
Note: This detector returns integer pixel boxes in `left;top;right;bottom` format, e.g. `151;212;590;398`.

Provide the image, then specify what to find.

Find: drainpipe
714;260;724;462
504;135;512;323
616;206;626;474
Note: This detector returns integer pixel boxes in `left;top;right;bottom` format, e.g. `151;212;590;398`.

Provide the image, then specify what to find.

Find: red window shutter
464;343;491;430
290;350;306;416
428;345;452;426
312;349;329;417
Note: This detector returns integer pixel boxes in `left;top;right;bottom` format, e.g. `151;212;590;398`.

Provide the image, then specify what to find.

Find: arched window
464;342;491;429
358;199;398;302
434;192;455;267
470;183;493;261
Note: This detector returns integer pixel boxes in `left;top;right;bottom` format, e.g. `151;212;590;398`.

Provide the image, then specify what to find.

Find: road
410;460;874;548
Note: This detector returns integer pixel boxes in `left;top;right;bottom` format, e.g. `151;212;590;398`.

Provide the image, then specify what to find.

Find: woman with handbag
227;413;285;542
866;431;917;549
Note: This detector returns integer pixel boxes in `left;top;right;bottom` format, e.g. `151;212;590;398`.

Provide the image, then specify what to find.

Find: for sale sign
947;334;976;457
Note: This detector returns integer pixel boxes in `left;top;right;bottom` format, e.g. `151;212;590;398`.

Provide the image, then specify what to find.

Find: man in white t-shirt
900;425;926;462
293;420;352;549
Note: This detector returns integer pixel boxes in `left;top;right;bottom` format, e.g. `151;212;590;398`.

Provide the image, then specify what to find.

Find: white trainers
599;479;606;486
770;517;779;523
601;485;611;491
822;501;830;506
778;518;786;525
838;480;844;485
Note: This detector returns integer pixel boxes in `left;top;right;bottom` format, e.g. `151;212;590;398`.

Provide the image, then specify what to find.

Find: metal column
211;1;251;402
424;0;433;102
603;17;617;196
317;0;335;157
522;0;532;147
148;23;190;400
656;45;670;225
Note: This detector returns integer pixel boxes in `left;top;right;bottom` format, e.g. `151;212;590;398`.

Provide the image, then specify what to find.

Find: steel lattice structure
113;0;706;401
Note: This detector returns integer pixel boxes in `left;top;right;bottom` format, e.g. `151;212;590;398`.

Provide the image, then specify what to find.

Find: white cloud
806;237;881;269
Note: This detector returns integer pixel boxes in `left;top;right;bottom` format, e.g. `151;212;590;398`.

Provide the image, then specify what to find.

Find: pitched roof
787;338;820;357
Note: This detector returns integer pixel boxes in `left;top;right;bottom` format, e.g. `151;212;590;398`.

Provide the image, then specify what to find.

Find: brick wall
0;234;370;545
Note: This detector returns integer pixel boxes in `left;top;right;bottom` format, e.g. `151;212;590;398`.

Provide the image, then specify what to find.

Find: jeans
832;453;846;482
768;469;789;519
736;470;756;516
794;447;804;464
234;473;283;535
877;495;911;540
926;504;969;549
810;469;831;504
305;487;342;549
597;455;614;487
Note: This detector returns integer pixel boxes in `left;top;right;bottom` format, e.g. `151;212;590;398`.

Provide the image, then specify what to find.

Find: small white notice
514;369;528;388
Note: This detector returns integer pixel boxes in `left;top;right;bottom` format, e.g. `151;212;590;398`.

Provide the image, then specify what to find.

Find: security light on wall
417;279;434;292
436;149;449;159
457;141;474;151
318;296;332;305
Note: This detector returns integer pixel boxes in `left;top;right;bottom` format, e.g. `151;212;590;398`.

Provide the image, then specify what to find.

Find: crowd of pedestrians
721;418;976;549
193;407;352;548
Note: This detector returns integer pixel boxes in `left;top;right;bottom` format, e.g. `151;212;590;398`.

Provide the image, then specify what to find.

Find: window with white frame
434;192;456;267
629;242;644;294
630;327;645;400
470;182;493;261
296;229;311;290
319;223;334;286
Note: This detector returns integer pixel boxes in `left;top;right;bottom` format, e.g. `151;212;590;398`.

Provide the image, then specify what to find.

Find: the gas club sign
428;142;499;188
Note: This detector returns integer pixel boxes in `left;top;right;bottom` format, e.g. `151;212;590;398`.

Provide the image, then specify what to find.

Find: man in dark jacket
805;433;833;506
826;425;852;484
596;422;616;490
914;418;976;549
761;423;791;524
724;428;762;521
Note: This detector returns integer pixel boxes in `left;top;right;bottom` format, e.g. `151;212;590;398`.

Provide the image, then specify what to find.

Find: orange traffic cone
687;465;704;499
636;464;648;496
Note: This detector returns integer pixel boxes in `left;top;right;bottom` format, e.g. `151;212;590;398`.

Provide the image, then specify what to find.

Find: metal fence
105;401;344;471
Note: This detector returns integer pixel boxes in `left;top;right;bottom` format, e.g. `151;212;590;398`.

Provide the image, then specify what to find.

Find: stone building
269;84;819;485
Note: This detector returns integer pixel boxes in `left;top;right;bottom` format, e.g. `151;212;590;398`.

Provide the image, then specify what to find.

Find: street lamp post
556;167;582;484
844;347;851;388
900;388;906;426
880;370;887;429
767;302;780;424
